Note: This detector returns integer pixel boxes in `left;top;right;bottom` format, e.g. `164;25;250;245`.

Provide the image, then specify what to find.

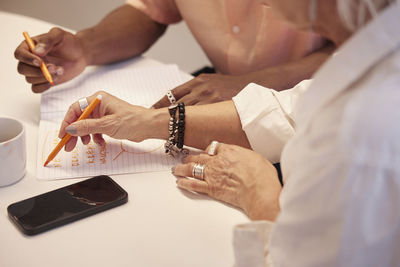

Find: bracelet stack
164;102;188;157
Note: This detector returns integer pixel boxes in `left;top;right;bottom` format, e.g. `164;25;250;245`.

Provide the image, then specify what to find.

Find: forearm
76;4;167;66
149;101;251;150
242;42;335;91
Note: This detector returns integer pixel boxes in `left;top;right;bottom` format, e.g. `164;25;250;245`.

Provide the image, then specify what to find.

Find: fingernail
48;65;56;74
34;44;45;54
171;166;175;174
33;59;41;66
65;125;77;135
56;67;64;75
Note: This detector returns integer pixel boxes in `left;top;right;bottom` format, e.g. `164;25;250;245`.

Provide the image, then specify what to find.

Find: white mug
0;117;26;187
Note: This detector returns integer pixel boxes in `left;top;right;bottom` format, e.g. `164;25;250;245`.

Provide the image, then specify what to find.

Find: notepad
37;65;184;180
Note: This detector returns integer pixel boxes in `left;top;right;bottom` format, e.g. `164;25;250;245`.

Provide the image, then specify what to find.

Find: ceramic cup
0;117;26;187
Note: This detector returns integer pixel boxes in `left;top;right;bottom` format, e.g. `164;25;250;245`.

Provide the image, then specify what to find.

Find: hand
59;91;157;152
172;143;282;221
152;73;251;108
14;27;88;93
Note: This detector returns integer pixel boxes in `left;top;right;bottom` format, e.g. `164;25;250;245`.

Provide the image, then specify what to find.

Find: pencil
44;95;103;167
23;31;54;85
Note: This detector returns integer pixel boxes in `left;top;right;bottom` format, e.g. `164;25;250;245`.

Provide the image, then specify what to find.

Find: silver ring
192;163;205;180
78;97;89;112
166;90;176;105
208;141;219;156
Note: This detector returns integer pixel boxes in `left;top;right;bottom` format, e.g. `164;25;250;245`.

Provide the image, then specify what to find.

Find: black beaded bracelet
177;102;185;149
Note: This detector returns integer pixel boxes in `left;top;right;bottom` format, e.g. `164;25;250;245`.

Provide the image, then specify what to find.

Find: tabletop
0;11;248;267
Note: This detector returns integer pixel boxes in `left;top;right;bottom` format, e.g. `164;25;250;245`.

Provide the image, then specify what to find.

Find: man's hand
152;73;251;108
15;27;88;93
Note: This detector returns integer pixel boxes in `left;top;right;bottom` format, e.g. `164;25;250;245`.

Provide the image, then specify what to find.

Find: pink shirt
127;0;324;75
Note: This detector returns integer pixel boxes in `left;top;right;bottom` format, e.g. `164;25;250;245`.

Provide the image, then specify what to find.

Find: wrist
146;107;170;140
75;29;94;66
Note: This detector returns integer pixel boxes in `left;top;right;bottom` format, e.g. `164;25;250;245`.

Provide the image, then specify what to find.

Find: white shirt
231;3;400;266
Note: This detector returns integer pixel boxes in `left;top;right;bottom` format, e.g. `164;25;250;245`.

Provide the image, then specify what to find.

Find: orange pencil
23;31;54;85
44;95;103;167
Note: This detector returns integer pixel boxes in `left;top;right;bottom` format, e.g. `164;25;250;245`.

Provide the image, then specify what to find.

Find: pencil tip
44;160;49;167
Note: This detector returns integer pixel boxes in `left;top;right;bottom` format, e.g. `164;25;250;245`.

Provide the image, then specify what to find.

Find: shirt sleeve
126;0;182;24
232;81;311;163
233;221;274;267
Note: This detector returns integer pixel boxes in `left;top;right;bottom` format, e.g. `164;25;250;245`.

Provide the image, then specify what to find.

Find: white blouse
232;3;400;267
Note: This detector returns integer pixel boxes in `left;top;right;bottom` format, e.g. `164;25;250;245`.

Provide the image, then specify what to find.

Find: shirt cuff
232;83;295;163
233;221;274;267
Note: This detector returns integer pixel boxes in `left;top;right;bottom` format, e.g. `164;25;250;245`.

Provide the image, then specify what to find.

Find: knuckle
197;73;210;81
17;63;24;74
104;116;121;137
14;47;22;60
81;120;90;134
200;87;213;96
50;27;62;35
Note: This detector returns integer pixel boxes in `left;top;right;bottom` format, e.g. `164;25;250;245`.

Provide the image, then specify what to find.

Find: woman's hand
172;143;282;221
58;91;160;152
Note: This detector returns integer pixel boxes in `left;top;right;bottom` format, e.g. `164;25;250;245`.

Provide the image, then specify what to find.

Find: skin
58;91;280;220
14;5;166;93
14;4;333;101
55;0;354;220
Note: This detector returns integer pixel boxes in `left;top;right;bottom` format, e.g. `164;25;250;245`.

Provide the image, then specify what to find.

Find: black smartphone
7;175;128;236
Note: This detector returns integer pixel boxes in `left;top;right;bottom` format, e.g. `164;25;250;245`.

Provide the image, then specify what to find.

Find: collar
296;3;400;126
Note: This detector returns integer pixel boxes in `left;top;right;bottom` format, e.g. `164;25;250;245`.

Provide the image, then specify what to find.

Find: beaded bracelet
164;103;188;157
177;102;185;149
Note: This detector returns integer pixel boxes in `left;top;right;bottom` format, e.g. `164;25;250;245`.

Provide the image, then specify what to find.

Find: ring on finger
208;141;219;156
78;97;89;112
166;90;176;105
192;163;205;180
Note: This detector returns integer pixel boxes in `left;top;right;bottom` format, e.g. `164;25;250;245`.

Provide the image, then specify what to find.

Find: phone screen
8;175;128;235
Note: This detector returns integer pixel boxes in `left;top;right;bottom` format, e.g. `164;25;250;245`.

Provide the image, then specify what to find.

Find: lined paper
37;65;184;180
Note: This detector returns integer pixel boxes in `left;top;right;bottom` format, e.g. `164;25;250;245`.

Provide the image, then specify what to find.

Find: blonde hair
337;0;397;31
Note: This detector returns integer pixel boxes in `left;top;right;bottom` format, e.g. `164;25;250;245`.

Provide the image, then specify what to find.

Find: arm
77;4;167;66
149;101;251;150
152;42;335;108
59;91;251;152
239;42;335;91
14;4;166;92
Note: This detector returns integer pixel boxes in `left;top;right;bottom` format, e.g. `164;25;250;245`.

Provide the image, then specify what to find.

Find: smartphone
7;175;128;235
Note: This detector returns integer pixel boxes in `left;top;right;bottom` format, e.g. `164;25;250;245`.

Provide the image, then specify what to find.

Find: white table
0;12;248;267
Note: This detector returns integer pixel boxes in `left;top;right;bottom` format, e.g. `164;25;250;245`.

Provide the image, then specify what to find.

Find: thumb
65;117;109;137
33;27;65;57
151;95;171;109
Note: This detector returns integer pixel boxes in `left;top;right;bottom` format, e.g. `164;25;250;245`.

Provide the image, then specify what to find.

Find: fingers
32;82;52;93
152;77;202;108
32;27;65;57
205;141;221;156
176;178;209;194
58;94;99;138
14;40;43;67
93;134;105;146
183;153;212;165
15;27;65;70
173;162;197;178
173;156;210;178
18;62;44;77
65;116;113;137
64;136;78;152
59;101;83;138
80;135;91;145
